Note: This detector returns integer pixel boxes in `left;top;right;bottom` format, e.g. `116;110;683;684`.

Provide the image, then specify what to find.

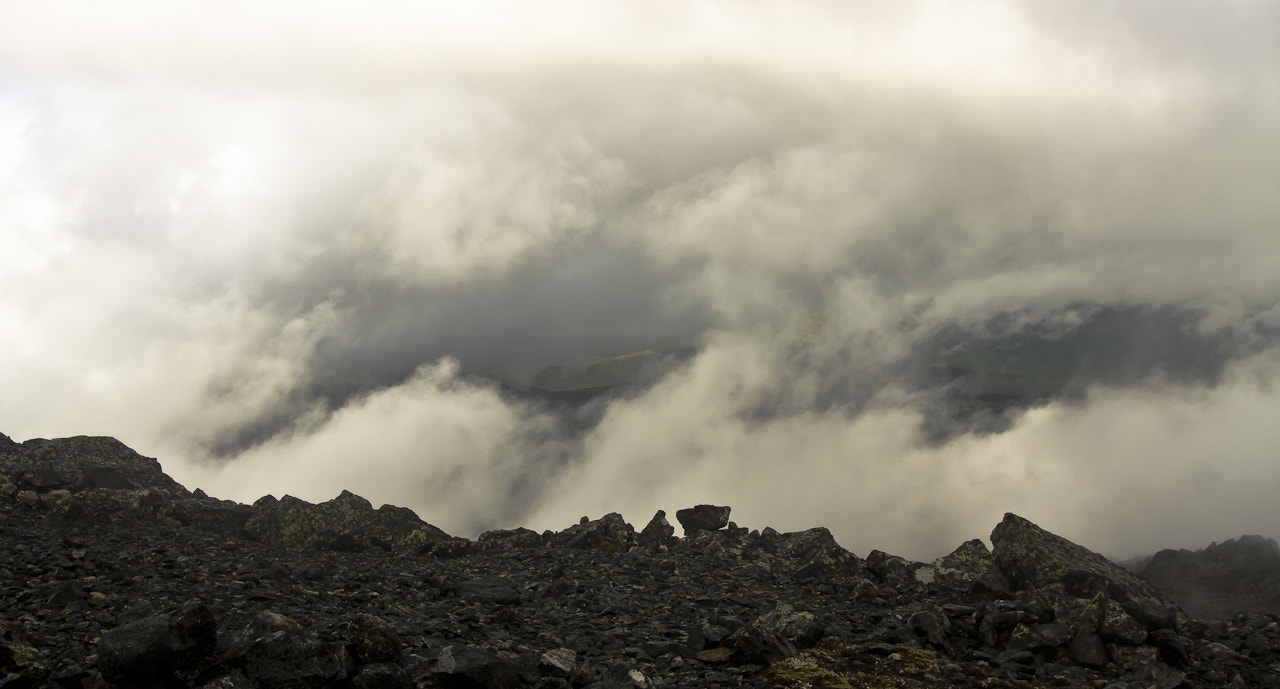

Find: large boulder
546;512;635;552
675;504;731;535
97;605;217;682
245;491;451;555
990;513;1183;629
767;527;865;580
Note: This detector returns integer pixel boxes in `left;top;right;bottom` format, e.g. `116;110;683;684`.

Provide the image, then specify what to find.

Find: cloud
1;1;1277;559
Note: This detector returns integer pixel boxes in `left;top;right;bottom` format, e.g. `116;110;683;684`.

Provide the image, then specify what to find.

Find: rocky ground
1;433;1277;688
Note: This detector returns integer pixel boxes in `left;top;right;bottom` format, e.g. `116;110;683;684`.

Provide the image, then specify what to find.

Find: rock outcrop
1;433;1277;689
1141;534;1280;618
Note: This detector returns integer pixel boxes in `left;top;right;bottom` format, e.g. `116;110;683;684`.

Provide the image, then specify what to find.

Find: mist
2;1;1277;560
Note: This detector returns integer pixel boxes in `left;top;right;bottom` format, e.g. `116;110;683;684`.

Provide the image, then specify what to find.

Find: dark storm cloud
1;1;1277;557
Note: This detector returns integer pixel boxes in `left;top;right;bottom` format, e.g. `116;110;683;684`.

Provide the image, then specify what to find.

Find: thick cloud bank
2;1;1277;558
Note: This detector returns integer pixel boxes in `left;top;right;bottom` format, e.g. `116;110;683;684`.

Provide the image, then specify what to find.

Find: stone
454;577;522;605
1141;535;1280;618
674;505;731;535
547;512;635;552
434;644;520;689
348;614;402;664
243;632;354;689
990;513;1183;629
244;491;450;555
637;510;676;551
97;605;217;682
351;662;415;689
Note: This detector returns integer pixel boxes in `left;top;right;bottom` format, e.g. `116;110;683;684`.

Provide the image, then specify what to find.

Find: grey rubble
0;433;1276;689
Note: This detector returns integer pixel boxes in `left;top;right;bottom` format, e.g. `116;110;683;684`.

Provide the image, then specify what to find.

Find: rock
0;435;189;494
779;528;864;580
434;644;520;689
926;539;1011;598
478;527;543;552
1141;535;1280;618
866;549;922;591
97;605;217;682
547;512;635;552
990;513;1183;629
243;631;354;689
674;505;730;535
637;510;675;551
453;577;522;605
908;611;953;656
351;662;415;689
538;647;577;678
244;491;450;555
347;614;402;665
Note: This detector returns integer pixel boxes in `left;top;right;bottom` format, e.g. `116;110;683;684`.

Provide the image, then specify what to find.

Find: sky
1;0;1278;560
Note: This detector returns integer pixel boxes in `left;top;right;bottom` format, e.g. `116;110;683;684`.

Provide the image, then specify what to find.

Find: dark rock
243;631;354;689
637;510;675;551
244;491;450;554
454;577;522;605
674;505;730;536
348;614;402;664
351;662;415;689
97;605;217;681
926;539;1011;598
991;513;1183;629
434;644;520;689
478;527;542;552
1141;535;1280;618
865;549;923;590
0;435;188;494
547;512;634;552
770;527;865;580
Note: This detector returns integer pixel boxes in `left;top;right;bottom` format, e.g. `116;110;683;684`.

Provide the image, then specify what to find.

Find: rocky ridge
0;432;1276;688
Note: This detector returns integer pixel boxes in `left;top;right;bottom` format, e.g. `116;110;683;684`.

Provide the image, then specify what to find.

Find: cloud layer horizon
3;1;1278;559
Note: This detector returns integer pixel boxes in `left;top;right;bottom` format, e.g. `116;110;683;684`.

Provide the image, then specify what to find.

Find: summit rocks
2;433;1278;689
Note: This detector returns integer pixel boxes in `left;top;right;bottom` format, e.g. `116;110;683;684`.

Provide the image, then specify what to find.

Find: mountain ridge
1;431;1276;688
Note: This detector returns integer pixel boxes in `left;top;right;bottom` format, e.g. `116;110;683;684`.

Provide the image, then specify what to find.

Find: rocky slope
1;432;1277;688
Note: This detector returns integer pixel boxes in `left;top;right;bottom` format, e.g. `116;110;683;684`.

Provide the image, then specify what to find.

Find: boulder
243;631;355;689
434;645;520;689
637;510;676;551
547;512;635;552
768;527;865;580
990;513;1183;629
97;604;217;682
675;505;731;535
244;491;450;555
347;614;402;665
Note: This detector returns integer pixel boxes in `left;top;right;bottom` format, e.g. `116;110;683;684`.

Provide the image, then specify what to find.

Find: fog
2;1;1277;559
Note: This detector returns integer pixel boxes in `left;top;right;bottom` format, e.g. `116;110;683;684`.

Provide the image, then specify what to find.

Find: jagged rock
5;431;1280;689
637;510;675;551
0;622;47;685
350;662;415;689
97;604;217;682
865;549;923;590
925;539;1011;598
347;614;402;665
1141;535;1280;618
244;491;450;555
674;504;730;535
0;435;188;494
243;631;355;688
908;611;954;656
434;644;520;689
453;577;522;605
767;527;864;580
990;512;1183;629
477;527;542;552
547;512;635;552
